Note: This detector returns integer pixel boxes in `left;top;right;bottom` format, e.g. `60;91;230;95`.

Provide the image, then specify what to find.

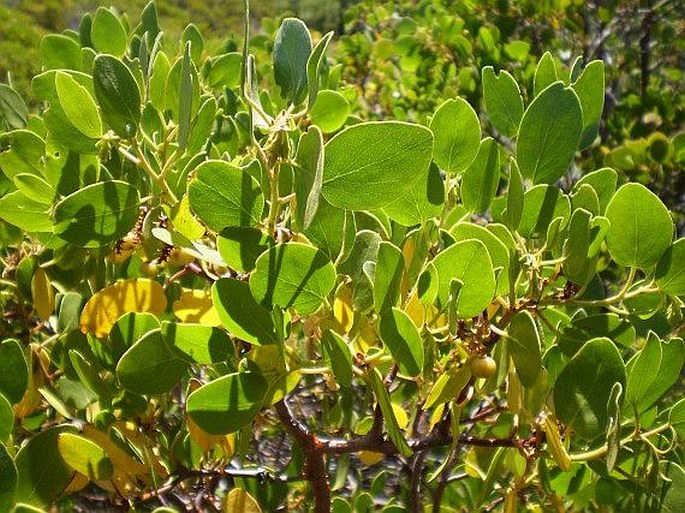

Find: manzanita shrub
0;2;683;512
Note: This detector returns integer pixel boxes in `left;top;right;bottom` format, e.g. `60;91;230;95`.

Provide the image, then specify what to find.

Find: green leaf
481;67;523;138
533;52;557;97
366;368;411;456
213;278;278;345
382;162;444;226
506;159;524;230
93;55;141;138
373;242;404;313
294;126;324;231
182;23;204;65
554;337;626;440
250;242;336;315
656;239;685;295
116;330;189;395
91;7;128;56
109;312;160;364
55;72;102;139
451;223;510;295
0;339;28;404
0;191;52;233
337;229;381;311
506;311;542;387
572;61;605;149
322;121;433;210
429;98;481;175
517;82;583;184
307;32;333;107
605;183;673;268
53;180;140;248
431;239;496;318
0;393;12;442
206;52;242;89
0;83;28;130
518;184;570;238
0;130;45;180
570;183;600;216
661;461;685;513
576;167;617;215
41;35;81;70
605;382;622;473
57;432;113;481
15;426;76;508
188;160;264;231
670;398;685;438
626;334;684;414
563;208;595;286
178;41;193;151
379;307;424;377
186;370;268;435
304;199;355;262
556;313;636;357
161;322;233;364
0;443;17;513
309;90;350;134
13;174;54;205
273;18;312;105
322;331;353;388
461;137;500;214
217;227;272;273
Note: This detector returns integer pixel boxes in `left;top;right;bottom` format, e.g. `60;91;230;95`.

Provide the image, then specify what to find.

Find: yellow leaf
31;267;55;321
333;285;354;334
224;488;262;513
173;288;221;326
543;414;571;472
392;402;409;429
404;290;425;328
64;472;89;493
358;450;384;466
80;279;167;338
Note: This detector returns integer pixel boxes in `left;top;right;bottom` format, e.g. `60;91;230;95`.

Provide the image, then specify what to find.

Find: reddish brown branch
275;399;331;513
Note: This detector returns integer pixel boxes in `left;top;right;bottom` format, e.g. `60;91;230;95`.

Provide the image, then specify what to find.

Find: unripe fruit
139;261;161;277
470;355;497;378
168;247;194;267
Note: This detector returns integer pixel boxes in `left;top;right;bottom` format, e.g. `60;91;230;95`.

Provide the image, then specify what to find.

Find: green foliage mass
0;1;683;512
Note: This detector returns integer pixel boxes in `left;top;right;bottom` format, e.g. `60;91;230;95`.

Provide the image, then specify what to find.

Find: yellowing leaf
80;279;167;338
333;285;354;334
224;488;262;513
392;402;409;429
543;413;571;471
31;267;55;321
358;450;384;466
64;472;89;493
404;290;425;328
173;288;221;326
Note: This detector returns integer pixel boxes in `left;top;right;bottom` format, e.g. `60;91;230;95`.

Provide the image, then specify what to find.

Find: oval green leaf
482;67;523;138
656;239;685;295
186;371;268;435
605;183;673;268
250;242;336;315
431;239;496;318
0;339;28;404
461;137;500;214
93;55;141;138
53;180;140;248
116;330;189;395
322;121;433;210
213;278;278;345
188;160;264;231
517;82;582;184
553;337;626;440
379;307;424;377
429;98;481;175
